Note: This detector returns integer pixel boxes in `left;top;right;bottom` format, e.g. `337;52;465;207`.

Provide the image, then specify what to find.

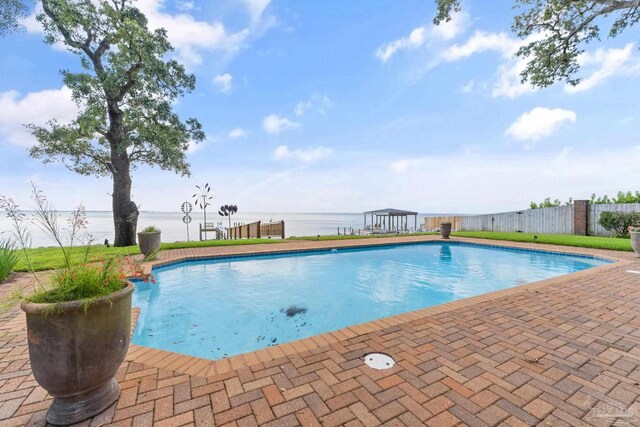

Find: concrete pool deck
1;236;640;426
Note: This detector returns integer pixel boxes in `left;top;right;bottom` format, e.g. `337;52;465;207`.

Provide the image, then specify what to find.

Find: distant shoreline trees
530;191;640;209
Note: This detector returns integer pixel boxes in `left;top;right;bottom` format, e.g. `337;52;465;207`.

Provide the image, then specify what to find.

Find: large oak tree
434;0;640;87
29;0;205;246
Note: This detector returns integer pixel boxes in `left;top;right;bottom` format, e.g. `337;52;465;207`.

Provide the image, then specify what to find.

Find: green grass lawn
451;231;632;252
14;239;284;272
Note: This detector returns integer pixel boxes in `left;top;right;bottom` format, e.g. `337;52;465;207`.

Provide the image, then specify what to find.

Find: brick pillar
573;200;589;236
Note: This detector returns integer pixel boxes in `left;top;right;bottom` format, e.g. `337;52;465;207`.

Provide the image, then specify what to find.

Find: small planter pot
137;231;161;257
631;231;640;257
440;222;452;239
21;283;134;425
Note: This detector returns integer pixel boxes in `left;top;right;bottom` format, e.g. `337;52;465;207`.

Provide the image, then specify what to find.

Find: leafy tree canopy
434;0;640;87
0;0;32;35
29;0;205;177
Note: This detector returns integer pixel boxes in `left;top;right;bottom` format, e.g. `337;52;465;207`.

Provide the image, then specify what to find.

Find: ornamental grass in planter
0;184;153;425
137;225;161;260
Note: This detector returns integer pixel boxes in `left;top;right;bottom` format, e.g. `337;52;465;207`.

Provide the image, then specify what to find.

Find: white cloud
492;57;536;98
176;1;197;11
442;31;515;61
26;0;253;68
262;114;300;134
0;86;78;147
391;158;424;173
432;14;468;41
376;13;467;62
377;27;428;62
274;145;333;162
294;101;312;117
213;73;233;93
443;32;638;97
294;93;334;117
136;0;250;67
186;140;203;154
459;80;475;93
506;107;577;145
443;31;543;98
228;127;249;139
313;93;335;115
567;43;636;93
238;0;271;22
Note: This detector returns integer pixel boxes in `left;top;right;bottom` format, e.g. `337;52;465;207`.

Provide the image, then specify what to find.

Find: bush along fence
425;201;640;237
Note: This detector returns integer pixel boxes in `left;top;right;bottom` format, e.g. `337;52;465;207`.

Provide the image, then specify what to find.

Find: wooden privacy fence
260;221;285;239
227;220;285;239
228;221;261;239
424;216;462;231
459;205;574;234
424;202;640;236
425;206;573;234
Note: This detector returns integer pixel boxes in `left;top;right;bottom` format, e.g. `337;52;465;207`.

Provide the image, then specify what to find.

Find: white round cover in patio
363;353;395;370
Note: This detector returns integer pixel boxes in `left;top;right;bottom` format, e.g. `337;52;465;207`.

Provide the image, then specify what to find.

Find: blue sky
0;0;638;214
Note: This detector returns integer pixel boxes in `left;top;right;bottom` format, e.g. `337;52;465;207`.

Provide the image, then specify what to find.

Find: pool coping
125;236;634;379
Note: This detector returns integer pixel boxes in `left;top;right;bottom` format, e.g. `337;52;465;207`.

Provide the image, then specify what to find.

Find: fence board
424;216;462;231
260;221;285;239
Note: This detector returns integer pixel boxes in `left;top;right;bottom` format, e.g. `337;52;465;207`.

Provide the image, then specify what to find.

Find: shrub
141;225;160;233
598;211;640;237
0;239;18;283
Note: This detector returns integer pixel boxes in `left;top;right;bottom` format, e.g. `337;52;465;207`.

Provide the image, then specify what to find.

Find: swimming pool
131;242;609;360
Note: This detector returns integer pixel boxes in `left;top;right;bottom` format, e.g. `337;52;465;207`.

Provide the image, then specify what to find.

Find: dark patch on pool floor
281;305;308;317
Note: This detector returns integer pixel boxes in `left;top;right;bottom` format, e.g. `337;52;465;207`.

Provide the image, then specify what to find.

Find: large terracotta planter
631;232;640;257
21;283;134;425
440;222;452;239
137;231;161;257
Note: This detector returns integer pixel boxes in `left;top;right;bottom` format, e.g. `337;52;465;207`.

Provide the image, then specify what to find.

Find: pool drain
364;353;395;370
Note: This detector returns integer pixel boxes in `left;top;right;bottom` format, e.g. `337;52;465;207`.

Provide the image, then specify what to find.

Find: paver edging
127;236;635;378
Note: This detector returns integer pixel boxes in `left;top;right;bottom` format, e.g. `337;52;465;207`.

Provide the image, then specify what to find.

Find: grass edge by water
451;231;632;252
13;239;285;272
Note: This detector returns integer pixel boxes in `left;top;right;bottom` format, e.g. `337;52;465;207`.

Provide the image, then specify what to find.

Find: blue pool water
132;242;609;360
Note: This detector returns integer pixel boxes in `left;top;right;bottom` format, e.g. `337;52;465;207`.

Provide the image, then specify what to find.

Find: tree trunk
112;153;138;247
108;102;138;247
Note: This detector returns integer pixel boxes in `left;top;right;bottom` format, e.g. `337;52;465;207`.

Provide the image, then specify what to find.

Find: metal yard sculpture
218;204;238;231
181;201;193;241
193;183;213;239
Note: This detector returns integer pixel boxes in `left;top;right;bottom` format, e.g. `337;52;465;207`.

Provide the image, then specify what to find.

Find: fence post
573;200;589;236
281;221;285;239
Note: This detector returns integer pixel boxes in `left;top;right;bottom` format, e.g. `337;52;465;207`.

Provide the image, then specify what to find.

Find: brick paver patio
1;236;640;426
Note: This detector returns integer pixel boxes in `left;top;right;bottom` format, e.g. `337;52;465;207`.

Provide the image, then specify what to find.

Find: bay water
0;211;432;248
